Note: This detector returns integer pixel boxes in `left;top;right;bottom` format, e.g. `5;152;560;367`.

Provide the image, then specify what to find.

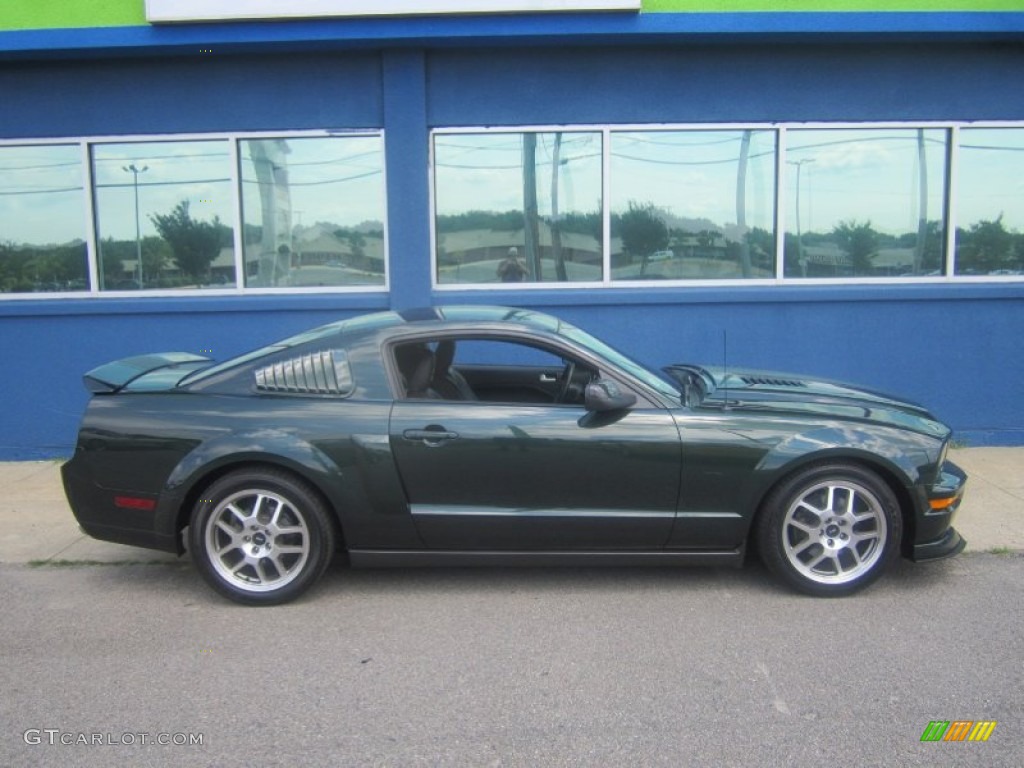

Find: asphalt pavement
0;447;1021;565
2;552;1023;767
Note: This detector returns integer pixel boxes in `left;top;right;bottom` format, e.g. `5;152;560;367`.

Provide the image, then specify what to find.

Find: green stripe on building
0;0;145;30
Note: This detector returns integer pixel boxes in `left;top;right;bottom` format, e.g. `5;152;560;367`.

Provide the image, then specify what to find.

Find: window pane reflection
240;136;386;288
610;130;776;280
0;145;88;293
955;128;1024;276
434;132;603;284
784;129;947;278
92;141;235;291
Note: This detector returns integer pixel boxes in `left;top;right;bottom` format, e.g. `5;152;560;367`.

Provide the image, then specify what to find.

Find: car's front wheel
756;462;902;597
189;468;335;605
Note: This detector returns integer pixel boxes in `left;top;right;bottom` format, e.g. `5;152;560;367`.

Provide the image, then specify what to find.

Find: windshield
559;323;681;401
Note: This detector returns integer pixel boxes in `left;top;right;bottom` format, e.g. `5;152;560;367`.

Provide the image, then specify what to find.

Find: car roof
393;306;561;333
181;306;563;386
310;306;562;341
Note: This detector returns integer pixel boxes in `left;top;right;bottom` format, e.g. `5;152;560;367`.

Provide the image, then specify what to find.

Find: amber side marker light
114;496;157;511
929;497;957;511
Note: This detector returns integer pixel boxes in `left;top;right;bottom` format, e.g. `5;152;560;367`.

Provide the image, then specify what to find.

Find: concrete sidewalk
0;447;1021;565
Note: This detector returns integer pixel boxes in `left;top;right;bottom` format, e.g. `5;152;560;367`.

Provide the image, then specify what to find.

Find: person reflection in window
497;247;528;283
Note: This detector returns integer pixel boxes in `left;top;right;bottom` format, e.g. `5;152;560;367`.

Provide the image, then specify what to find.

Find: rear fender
155;430;353;551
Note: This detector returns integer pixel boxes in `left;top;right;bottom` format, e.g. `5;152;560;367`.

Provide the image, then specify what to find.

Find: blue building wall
427;43;1024;124
0;52;384;136
1;40;1022;458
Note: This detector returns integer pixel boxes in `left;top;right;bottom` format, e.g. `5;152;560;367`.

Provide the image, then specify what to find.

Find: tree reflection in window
784;129;947;278
610;130;776;281
92;140;234;291
0;144;88;294
955;129;1024;276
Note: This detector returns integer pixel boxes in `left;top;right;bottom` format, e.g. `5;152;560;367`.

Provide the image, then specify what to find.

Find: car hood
664;364;950;439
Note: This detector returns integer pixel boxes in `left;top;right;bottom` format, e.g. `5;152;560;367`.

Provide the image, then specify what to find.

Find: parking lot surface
2;554;1022;767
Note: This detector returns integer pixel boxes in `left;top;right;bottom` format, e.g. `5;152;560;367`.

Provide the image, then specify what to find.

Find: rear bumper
909;459;967;562
61;458;181;554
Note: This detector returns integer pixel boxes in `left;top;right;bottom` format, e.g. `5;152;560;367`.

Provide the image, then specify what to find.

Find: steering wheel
557;360;577;403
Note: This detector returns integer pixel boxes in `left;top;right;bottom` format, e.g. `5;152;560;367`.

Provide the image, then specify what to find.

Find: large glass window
239;136;386;288
0;145;88;294
6;123;1024;300
92;140;235;291
784;129;947;278
955;128;1024;276
434;132;603;284
610;130;776;280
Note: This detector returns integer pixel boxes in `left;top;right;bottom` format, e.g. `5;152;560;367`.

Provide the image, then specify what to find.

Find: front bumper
910;459;968;562
912;526;966;562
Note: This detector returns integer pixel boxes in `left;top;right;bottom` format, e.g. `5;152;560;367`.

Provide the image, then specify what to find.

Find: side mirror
584;379;637;412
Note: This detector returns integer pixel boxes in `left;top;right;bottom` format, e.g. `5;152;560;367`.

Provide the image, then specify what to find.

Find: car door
388;336;682;551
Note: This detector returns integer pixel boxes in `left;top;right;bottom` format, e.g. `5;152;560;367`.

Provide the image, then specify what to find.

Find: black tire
189;468;336;606
755;462;902;597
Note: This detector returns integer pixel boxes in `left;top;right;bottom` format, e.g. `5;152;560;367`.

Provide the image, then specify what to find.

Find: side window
453;339;563;368
392;337;595;405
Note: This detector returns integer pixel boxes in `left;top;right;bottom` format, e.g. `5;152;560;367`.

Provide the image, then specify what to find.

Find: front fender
755;425;936;486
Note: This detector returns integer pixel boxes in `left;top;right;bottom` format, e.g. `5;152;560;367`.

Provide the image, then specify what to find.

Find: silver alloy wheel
203;488;310;593
781;480;887;585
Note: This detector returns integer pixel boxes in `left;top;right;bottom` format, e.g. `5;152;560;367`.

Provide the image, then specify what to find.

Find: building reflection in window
434;132;603;284
239;136;386;289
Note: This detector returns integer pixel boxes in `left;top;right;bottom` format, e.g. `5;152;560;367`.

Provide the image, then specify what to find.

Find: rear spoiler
83;352;213;394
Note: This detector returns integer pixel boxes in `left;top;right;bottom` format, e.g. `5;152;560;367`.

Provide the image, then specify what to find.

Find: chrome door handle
403;428;459;443
540;374;557;383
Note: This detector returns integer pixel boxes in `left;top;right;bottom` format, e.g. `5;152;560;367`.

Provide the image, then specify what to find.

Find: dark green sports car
62;306;966;605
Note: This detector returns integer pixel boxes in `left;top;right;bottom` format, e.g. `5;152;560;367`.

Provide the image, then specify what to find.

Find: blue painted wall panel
383;50;433;310
0;53;383;138
428;44;1024;125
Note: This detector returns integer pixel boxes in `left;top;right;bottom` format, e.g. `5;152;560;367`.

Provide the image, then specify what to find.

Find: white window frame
430;121;1024;291
0;129;389;300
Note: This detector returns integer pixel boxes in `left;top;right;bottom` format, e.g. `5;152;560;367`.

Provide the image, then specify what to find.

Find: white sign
145;0;640;23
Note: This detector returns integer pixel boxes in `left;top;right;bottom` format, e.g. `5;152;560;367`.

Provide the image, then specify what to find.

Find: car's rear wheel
756;462;901;597
189;468;335;605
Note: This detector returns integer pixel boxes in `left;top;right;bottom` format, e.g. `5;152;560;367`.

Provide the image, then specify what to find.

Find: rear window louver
741;376;806;388
254;350;353;396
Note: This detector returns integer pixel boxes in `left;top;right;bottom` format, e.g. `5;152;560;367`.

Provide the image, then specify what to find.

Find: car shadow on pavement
317;551;995;602
39;549;997;607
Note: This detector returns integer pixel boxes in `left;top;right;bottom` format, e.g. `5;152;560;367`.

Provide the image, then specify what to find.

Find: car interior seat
395;343;437;398
432;340;478;401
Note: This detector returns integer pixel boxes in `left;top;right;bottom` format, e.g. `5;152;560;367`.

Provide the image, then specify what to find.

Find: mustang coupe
62;306;966;605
